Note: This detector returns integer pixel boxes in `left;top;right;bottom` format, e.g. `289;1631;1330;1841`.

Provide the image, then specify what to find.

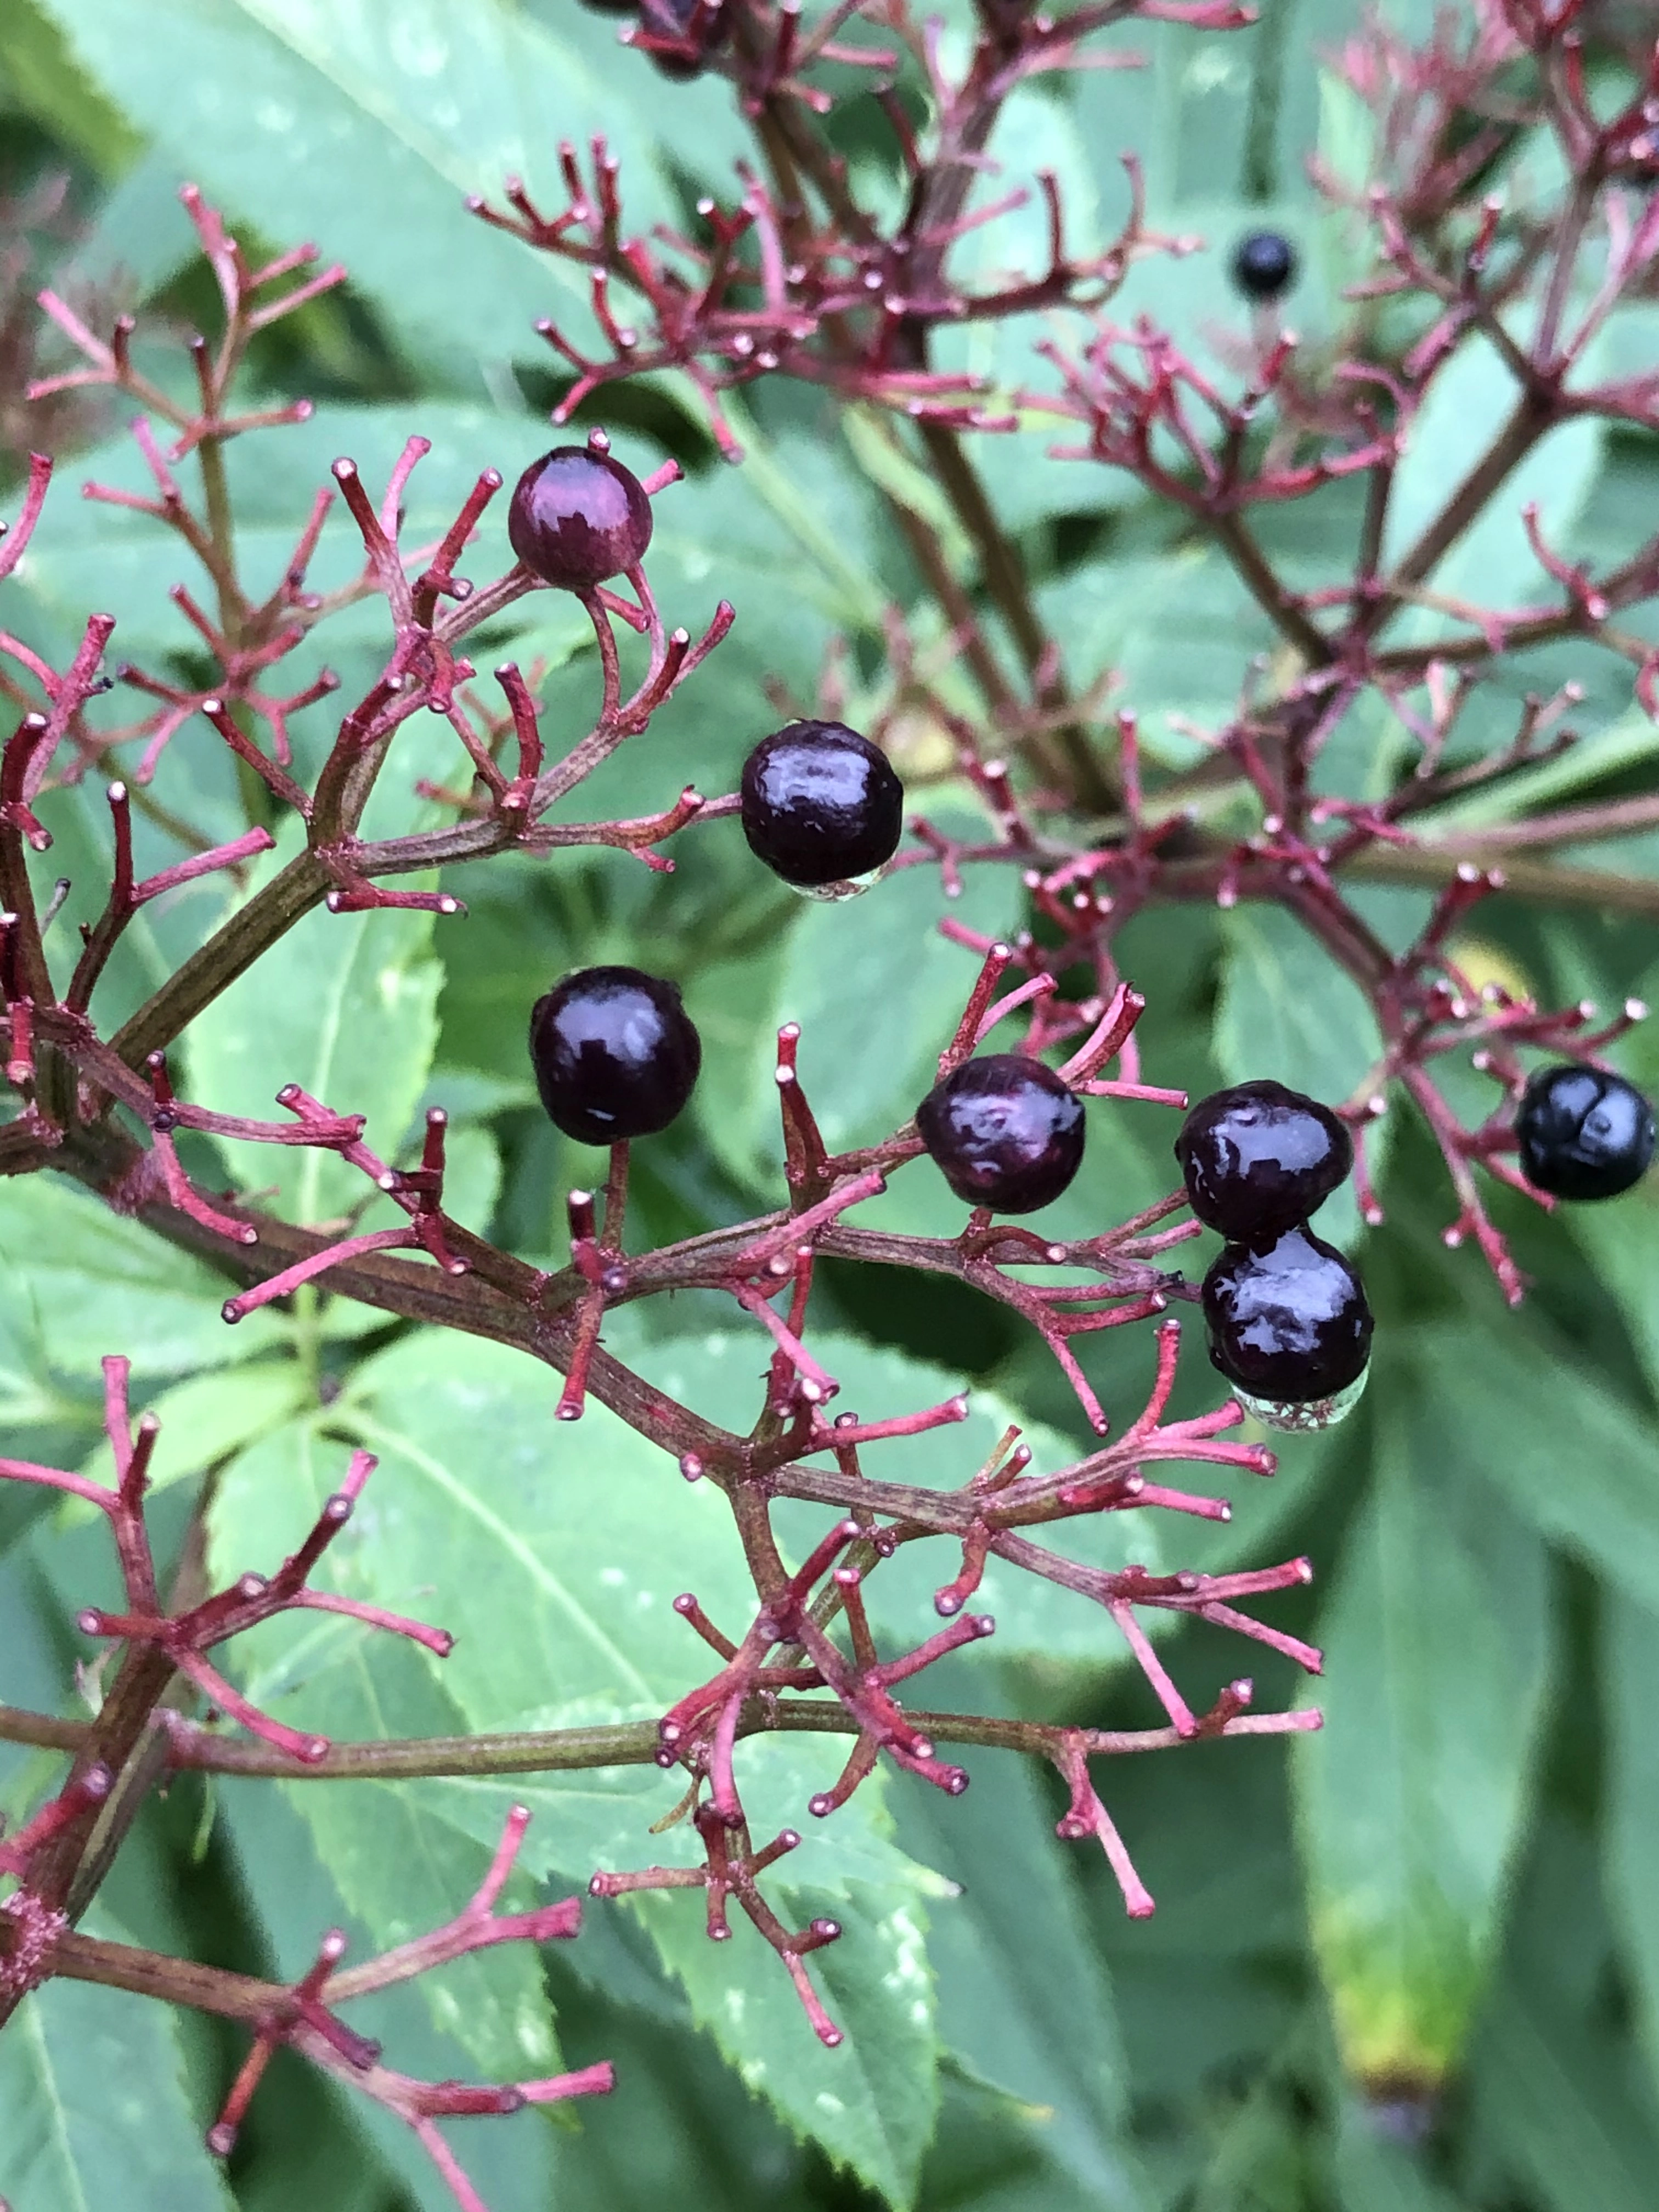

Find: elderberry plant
4;4;1659;2211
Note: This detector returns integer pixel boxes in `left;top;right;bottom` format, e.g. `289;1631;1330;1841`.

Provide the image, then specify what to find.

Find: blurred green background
5;2;1659;2208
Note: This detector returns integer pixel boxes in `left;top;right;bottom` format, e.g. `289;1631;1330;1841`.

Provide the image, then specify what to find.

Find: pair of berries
524;713;906;1141
1175;1082;1372;1427
511;448;906;890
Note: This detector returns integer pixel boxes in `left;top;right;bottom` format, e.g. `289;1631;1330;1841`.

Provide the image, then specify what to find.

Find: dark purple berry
1232;229;1297;302
577;0;635;12
636;0;728;77
916;1054;1085;1215
1516;1062;1655;1201
1202;1227;1373;1406
507;443;652;591
529;966;701;1146
1175;1080;1353;1248
740;721;905;890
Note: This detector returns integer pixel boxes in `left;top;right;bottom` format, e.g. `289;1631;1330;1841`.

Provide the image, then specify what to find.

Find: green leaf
687;854;1022;1189
210;1342;953;2196
27;0;702;370
627;1325;1173;1663
633;1881;939;2210
0;0;144;174
217;1771;557;2212
210;1423;563;2084
21;403;577;663
0;1957;233;2212
78;1359;306;1494
1381;335;1604;616
1216;902;1386;1245
0;1171;285;1383
1407;1320;1659;1613
894;1756;1148;2209
1601;1592;1659;2104
1295;1380;1556;2087
184;826;442;1221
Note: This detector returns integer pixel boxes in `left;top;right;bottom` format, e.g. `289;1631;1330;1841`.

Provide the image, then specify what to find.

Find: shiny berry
916;1055;1085;1215
1516;1062;1656;1201
1175;1080;1353;1248
1232;229;1297;301
529;966;701;1146
1202;1227;1373;1410
507;443;652;591
740;721;905;891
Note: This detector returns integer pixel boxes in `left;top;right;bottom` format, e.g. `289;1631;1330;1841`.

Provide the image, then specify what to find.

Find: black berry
1175;1080;1353;1248
916;1054;1085;1215
507;444;653;591
529;966;701;1146
740;721;905;890
1232;229;1297;302
636;0;728;76
577;0;635;12
1516;1062;1655;1201
1202;1227;1373;1405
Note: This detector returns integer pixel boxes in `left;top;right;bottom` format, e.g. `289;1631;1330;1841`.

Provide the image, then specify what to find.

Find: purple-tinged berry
916;1054;1085;1215
1175;1080;1352;1248
508;439;653;591
1201;1226;1373;1427
1516;1062;1655;1201
635;0;729;77
741;720;905;893
1232;229;1297;302
529;966;701;1146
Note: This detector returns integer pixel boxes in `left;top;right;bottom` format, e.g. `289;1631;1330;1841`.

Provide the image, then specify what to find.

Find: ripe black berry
529;966;701;1146
916;1054;1085;1215
1174;1080;1353;1248
507;443;653;591
1202;1227;1373;1417
1516;1062;1656;1201
1232;229;1297;302
740;721;905;891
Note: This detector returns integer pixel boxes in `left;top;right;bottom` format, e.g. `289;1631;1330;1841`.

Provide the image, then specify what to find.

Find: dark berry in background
636;0;728;77
1175;1080;1353;1247
741;720;905;889
529;966;701;1146
916;1054;1085;1215
1232;229;1297;302
1516;1062;1656;1201
577;0;635;13
1202;1226;1373;1404
508;444;653;591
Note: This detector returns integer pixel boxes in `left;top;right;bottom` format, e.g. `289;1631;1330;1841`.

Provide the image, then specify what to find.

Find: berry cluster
512;451;1659;1434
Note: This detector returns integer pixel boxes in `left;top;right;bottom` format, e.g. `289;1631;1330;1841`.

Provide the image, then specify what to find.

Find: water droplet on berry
740;720;904;891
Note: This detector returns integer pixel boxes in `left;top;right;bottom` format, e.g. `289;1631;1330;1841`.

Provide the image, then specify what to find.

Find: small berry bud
1231;229;1297;302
